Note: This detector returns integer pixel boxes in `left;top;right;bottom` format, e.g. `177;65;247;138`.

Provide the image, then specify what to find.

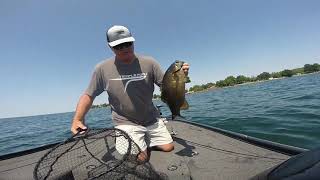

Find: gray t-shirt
86;54;164;126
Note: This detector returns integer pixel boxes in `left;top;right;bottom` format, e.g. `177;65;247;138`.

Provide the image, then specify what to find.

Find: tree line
188;63;320;92
91;103;110;109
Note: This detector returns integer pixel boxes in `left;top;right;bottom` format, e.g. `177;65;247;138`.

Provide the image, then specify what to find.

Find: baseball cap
107;25;135;47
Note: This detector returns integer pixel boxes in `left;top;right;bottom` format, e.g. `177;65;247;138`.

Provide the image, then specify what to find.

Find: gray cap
107;25;135;47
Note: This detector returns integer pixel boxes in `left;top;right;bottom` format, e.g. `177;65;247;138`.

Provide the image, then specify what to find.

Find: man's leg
137;149;149;162
148;119;174;152
115;124;149;162
152;142;174;152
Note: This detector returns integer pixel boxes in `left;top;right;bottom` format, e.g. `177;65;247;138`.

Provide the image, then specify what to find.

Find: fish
161;60;190;119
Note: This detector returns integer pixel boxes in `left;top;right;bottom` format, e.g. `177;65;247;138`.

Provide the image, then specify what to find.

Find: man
71;25;189;161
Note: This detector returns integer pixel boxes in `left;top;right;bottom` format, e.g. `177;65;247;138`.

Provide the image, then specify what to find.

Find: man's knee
137;150;149;163
157;143;174;152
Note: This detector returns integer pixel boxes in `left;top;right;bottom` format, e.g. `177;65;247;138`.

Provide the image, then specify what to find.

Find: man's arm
70;94;94;134
152;59;164;87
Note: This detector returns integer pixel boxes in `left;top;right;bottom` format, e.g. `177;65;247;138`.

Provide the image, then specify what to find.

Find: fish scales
161;60;189;118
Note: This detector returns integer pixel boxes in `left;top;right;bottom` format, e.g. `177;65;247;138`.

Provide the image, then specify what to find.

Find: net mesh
33;128;167;180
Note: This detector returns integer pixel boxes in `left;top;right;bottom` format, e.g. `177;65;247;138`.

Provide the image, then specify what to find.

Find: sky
1;0;319;118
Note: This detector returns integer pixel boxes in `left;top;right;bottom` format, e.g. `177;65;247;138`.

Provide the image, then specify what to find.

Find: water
1;73;320;156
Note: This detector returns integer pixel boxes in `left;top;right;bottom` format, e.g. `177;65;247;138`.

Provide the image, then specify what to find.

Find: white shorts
115;118;173;153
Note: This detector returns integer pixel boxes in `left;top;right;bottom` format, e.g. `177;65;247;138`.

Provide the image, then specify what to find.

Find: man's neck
116;55;136;64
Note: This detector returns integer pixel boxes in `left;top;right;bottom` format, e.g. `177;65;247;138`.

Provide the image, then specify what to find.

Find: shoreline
187;72;319;94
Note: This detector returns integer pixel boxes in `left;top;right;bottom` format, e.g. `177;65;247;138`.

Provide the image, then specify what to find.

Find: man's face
111;42;135;60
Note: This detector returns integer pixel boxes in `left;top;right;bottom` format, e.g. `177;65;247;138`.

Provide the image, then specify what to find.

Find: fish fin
180;100;189;110
184;76;191;83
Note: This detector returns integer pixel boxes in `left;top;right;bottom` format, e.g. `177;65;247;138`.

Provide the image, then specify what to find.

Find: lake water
1;73;319;156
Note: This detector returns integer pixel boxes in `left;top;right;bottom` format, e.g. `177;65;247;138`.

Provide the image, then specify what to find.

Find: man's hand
71;119;87;134
182;63;190;75
71;94;93;134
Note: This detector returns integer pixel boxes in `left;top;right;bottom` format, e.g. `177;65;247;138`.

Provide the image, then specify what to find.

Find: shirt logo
110;73;147;92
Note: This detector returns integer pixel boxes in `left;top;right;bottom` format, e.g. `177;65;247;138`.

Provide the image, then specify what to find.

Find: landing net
33;128;167;180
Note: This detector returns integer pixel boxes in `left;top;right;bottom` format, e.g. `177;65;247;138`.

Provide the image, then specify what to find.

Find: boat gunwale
173;118;308;156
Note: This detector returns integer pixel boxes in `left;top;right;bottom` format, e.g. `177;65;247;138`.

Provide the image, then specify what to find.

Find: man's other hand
182;63;190;75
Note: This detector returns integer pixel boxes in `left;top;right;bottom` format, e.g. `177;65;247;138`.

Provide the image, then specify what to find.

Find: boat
1;116;319;180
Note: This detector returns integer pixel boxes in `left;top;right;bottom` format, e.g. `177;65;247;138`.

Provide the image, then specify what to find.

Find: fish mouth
173;66;183;73
173;61;184;72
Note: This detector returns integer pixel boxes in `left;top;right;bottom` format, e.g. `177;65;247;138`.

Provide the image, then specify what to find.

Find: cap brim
109;37;135;47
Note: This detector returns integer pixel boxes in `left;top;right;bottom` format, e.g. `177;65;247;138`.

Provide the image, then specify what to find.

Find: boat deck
149;120;290;180
0;120;295;180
